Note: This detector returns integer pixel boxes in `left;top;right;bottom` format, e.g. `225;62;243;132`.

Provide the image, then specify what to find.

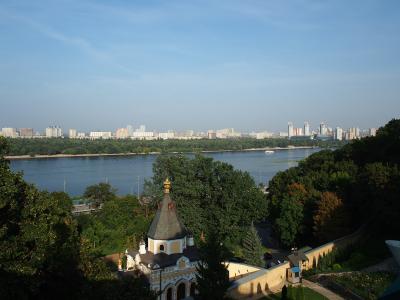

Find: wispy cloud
0;7;135;74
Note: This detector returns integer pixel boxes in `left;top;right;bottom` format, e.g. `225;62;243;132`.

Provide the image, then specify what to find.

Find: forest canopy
267;119;400;248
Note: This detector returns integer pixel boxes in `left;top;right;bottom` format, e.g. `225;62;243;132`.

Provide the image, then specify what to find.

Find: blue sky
0;0;399;132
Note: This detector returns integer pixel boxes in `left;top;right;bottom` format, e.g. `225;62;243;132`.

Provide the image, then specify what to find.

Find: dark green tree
242;223;264;267
195;230;231;300
151;154;267;249
84;182;116;208
281;285;288;300
275;194;304;248
0;138;81;298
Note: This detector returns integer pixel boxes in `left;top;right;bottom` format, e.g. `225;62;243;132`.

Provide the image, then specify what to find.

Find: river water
10;148;319;196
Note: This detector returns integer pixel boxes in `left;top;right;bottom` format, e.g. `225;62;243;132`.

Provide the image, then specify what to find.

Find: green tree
275;195;304;248
151;154;267;249
0;138;81;298
195;230;231;300
242;223;264;267
84;182;116;208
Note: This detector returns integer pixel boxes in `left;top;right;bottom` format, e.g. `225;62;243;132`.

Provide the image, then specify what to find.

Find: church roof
147;179;187;240
138;246;199;269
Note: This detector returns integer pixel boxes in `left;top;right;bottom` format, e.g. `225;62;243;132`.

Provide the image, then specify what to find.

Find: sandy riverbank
5;146;317;160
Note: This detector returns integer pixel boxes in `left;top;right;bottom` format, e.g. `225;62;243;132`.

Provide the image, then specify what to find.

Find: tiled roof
139;246;199;269
147;192;187;240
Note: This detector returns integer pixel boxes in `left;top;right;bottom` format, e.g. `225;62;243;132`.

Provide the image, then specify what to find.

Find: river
9;148;320;196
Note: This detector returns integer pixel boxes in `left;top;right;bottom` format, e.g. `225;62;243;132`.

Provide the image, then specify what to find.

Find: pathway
302;279;345;300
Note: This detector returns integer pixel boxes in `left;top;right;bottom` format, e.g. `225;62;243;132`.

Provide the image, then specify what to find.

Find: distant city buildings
369;128;377;137
19;128;34;138
319;122;328;136
0;122;380;141
45;126;62;138
89;131;112;139
335;127;343;141
1;127;17;138
304;122;310;136
115;128;129;139
288;122;294;138
69;129;77;138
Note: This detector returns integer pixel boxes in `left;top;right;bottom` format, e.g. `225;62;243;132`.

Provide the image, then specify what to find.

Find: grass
329;271;395;300
262;286;328;300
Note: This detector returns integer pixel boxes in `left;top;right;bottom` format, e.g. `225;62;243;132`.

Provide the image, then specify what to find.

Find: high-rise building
294;128;303;136
319;122;327;136
1;127;17;138
304;122;310;136
45;126;62;138
137;125;146;133
288;122;294;138
69;129;77;138
355;127;360;138
19;128;34;138
116;128;129;139
335;127;343;141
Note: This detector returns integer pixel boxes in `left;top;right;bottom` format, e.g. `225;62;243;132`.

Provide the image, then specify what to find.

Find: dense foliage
195;230;231;300
0;137;156;299
146;154;267;252
242;223;264;267
268;119;400;248
77;194;153;256
83;183;117;208
6;137;345;156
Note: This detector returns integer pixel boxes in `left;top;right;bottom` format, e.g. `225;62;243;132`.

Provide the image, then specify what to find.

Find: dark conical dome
147;179;187;240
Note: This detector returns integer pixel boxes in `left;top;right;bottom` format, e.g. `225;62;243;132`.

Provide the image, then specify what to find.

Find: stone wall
227;227;365;299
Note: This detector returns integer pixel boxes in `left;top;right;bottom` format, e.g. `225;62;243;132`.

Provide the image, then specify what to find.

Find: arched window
160;244;165;252
166;287;173;300
177;283;186;300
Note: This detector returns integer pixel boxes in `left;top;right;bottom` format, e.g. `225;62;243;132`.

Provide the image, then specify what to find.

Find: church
123;178;199;300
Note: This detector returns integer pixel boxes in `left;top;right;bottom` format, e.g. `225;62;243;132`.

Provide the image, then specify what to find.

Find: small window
160;245;165;252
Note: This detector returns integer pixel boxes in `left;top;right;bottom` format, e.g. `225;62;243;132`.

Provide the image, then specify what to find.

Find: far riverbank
5;146;317;160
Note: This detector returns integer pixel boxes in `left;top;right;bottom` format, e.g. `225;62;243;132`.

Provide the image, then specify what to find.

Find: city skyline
1;1;400;131
1;120;378;141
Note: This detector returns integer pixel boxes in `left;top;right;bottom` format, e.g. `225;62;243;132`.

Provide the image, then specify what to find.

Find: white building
288;122;294;138
304;122;310;136
250;131;273;139
45;126;62;138
77;132;86;139
89;131;112;139
1;127;17;138
159;131;175;140
369;128;377;137
132;131;154;139
319;123;327;136
216;128;241;139
69;129;77;138
335;127;343;141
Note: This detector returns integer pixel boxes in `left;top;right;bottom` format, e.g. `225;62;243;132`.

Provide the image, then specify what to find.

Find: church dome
147;179;187;240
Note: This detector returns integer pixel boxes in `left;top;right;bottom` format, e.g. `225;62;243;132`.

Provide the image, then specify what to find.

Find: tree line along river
10;148;320;196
